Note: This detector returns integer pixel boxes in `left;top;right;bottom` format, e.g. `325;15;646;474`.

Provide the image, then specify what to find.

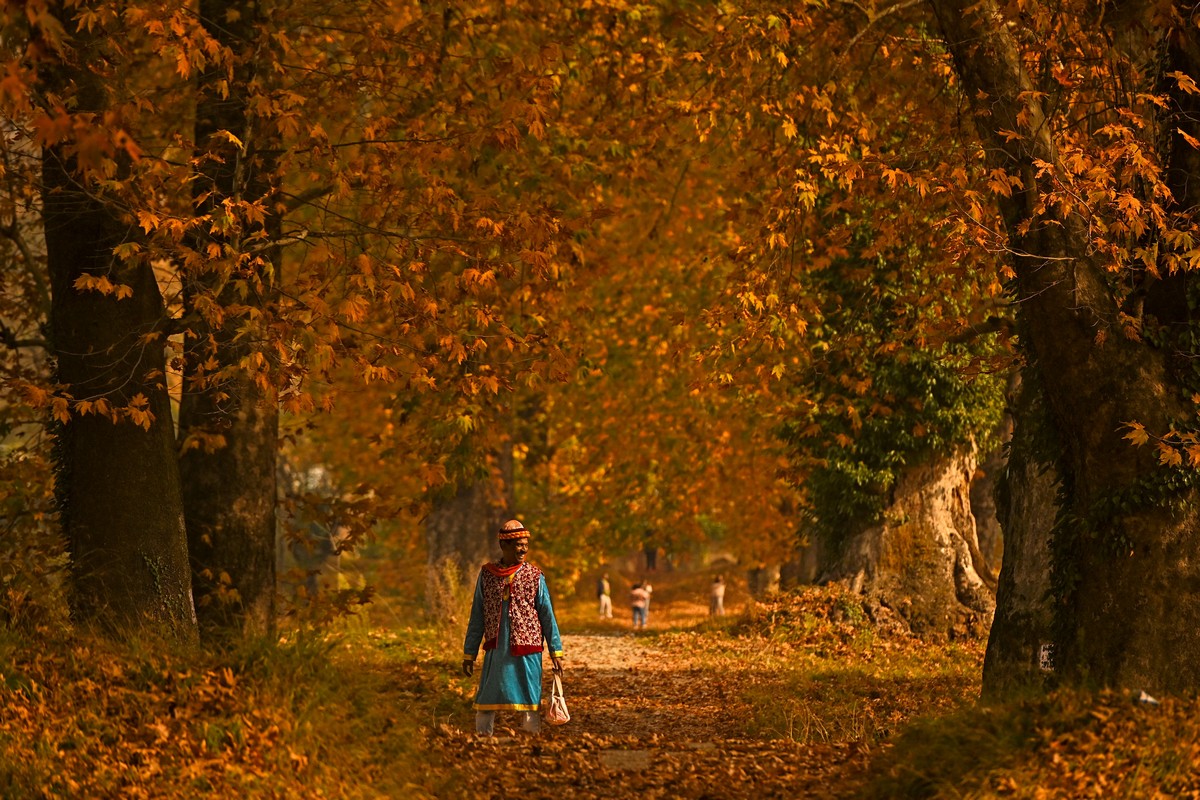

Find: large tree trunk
425;479;504;576
928;0;1200;691
982;374;1059;698
424;449;514;616
821;446;995;639
178;0;280;636
41;17;197;640
178;379;277;636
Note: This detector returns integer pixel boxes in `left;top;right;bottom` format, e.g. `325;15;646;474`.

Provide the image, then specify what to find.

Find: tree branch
841;0;924;53
0;319;47;350
946;315;1011;344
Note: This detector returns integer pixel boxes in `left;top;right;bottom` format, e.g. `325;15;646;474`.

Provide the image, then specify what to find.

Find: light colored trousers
598;594;612;618
476;710;540;736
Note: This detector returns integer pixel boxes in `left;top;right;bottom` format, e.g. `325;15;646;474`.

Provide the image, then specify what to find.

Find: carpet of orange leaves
430;630;874;799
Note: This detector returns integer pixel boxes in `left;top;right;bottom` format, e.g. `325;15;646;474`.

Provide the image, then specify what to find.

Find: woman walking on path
462;519;564;736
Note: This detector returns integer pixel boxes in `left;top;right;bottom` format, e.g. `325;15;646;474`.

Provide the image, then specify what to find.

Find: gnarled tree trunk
971;444;1005;570
821;446;995;638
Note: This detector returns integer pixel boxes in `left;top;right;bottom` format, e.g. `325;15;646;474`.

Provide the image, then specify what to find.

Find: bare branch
946;315;1011;344
841;0;925;53
0;221;49;310
0;319;47;350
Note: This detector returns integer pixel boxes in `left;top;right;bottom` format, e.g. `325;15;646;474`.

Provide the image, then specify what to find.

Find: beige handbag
545;673;570;725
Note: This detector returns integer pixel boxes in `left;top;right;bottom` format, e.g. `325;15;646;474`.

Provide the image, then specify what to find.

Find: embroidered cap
498;519;529;540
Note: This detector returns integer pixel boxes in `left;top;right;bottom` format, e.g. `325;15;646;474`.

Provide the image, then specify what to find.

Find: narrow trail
431;628;874;799
558;633;745;741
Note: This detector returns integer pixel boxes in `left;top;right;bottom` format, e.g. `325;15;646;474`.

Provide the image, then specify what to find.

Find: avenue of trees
4;0;1200;698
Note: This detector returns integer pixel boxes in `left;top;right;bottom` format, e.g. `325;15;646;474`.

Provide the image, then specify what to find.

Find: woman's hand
549;654;564;674
462;658;475;677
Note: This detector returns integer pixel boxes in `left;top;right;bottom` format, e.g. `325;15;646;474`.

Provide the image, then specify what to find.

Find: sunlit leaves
71;274;134;300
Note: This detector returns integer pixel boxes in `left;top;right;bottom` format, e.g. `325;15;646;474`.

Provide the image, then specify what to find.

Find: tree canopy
5;0;1200;691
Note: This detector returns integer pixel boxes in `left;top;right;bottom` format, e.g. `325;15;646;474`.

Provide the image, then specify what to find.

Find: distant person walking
710;575;726;617
643;541;658;571
597;572;612;619
641;579;654;623
462;519;564;737
631;583;649;629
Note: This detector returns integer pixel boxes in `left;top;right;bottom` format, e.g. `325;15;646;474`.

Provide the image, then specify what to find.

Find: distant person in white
597;572;612;619
710;575;726;617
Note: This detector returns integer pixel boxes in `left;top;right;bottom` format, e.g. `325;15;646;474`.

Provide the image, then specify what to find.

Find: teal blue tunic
463;569;564;711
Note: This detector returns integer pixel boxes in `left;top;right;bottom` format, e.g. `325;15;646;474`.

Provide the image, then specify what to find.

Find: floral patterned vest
480;562;545;656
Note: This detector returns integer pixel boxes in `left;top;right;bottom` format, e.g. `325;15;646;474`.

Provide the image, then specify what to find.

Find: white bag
545;673;570;725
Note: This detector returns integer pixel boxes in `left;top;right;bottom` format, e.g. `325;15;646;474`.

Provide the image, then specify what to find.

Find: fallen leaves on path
433;632;876;799
432;727;872;799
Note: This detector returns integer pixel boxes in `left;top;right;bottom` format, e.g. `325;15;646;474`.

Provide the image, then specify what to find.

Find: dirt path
430;631;873;799
557;633;745;741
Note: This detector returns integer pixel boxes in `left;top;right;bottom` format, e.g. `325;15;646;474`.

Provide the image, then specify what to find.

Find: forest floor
427;631;875;799
416;564;970;799
5;563;1200;798
410;564;1200;799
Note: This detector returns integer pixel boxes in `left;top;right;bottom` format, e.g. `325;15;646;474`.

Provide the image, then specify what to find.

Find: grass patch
660;585;985;747
741;661;981;745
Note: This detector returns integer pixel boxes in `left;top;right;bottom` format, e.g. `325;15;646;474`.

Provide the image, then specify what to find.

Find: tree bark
821;446;995;639
424;449;514;615
178;0;280;636
982;373;1059;698
41;17;197;640
928;0;1200;690
970;444;1005;571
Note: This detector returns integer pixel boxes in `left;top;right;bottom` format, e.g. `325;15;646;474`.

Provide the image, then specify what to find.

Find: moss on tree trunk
821;446;995;639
